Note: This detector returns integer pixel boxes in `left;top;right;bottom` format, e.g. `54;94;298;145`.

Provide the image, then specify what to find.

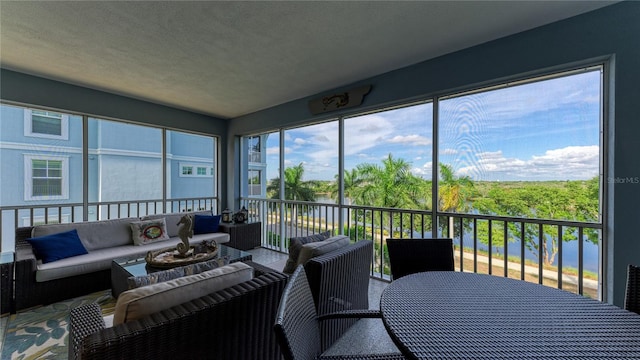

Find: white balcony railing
242;198;602;299
0;196;602;299
0;197;218;252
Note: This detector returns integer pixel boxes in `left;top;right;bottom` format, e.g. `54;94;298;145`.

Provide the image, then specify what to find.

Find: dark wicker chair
274;266;404;360
386;238;454;280
625;264;640;315
69;262;287;360
304;239;373;351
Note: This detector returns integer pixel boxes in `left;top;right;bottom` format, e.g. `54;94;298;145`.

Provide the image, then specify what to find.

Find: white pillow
130;218;170;245
113;262;253;325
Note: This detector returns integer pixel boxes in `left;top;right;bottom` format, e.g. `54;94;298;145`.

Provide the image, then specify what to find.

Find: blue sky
266;69;601;182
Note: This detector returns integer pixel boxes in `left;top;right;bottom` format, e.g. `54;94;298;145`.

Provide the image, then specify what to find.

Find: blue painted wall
0;70;229;207
230;2;640;306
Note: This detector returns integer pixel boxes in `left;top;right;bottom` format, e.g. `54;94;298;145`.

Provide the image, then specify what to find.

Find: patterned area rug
1;290;116;360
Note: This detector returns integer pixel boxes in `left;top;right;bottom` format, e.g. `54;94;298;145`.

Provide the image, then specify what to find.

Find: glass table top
113;245;252;277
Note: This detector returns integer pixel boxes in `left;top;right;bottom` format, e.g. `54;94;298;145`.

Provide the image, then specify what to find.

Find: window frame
23;154;70;201
179;162;213;178
23;109;69;140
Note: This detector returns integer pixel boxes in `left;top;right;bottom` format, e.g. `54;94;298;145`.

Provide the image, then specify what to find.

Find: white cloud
412;161;433;178
456;146;598;180
388;134;431;146
343;114;395;156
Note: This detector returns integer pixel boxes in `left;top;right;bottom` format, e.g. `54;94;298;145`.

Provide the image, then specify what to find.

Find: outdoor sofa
14;211;229;311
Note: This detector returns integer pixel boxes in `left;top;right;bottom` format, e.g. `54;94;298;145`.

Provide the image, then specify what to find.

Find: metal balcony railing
241;198;602;299
0;196;602;299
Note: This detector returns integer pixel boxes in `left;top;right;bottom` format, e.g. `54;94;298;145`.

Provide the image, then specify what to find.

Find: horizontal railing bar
243;198;601;229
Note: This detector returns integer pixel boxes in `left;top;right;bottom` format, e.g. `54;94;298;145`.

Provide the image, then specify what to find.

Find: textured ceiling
0;1;615;119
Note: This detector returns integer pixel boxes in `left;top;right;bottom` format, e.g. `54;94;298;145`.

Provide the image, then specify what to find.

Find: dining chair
274;265;404;360
625;264;640;315
386;238;454;280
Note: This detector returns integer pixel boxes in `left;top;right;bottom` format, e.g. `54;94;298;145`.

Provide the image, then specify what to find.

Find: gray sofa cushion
297;235;351;266
113;262;253;325
283;231;332;274
35;232;230;282
32;217;137;251
126;256;230;289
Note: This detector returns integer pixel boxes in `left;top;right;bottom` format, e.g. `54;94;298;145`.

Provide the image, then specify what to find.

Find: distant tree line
266;154;599;267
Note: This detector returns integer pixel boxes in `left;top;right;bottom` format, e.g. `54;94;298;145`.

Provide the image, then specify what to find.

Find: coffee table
111;244;252;297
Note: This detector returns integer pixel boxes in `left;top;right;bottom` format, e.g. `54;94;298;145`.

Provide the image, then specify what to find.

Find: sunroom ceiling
0;1;615;119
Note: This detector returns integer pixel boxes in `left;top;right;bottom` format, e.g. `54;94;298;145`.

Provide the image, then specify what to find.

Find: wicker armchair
274;266;404;360
386;238;454;280
69;262;287;360
626;264;640;315
304;239;374;351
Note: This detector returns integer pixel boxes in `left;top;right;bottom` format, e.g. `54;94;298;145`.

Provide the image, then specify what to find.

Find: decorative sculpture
176;214;193;257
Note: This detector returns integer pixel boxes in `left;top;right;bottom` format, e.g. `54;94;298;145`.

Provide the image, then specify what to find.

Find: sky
264;68;601;182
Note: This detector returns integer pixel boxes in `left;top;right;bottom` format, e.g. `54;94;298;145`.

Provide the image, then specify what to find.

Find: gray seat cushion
35;233;229;282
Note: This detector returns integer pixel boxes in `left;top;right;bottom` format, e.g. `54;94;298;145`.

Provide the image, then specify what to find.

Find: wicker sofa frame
14;226;113;311
69;261;287;360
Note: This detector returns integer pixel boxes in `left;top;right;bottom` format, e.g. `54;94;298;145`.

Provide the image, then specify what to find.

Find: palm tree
352;154;426;240
438;163;475;237
438;163;474;212
356;154;423;209
266;163;316;227
267;162;316;202
330;168;362;205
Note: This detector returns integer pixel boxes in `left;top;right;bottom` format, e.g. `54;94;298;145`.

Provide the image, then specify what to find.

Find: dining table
379;271;640;359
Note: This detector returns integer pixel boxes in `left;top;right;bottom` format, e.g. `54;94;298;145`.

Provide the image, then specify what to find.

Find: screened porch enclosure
240;66;605;299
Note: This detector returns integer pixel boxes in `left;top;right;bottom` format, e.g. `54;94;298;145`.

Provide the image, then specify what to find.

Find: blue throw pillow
27;229;88;264
193;214;221;234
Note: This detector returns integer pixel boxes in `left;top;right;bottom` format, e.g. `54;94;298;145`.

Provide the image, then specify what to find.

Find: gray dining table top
380;271;640;359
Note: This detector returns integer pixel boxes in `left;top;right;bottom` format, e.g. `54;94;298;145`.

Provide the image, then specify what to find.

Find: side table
219;222;261;250
1;252;15;315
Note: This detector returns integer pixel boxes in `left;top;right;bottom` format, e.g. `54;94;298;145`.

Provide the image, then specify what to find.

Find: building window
24;154;70;201
248;169;262;196
182;166;193;175
248;136;261;163
24;109;69;140
179;163;212;177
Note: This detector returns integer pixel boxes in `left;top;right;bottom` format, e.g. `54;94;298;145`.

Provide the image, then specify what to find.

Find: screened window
248;169;261;196
24;155;69;200
24;109;69;139
179;163;212;177
248;136;261;163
